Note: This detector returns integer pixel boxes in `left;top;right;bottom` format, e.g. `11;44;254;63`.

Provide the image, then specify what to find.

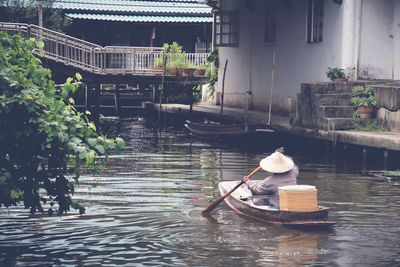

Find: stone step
315;93;353;106
302;82;365;95
320;106;355;118
322;117;355;130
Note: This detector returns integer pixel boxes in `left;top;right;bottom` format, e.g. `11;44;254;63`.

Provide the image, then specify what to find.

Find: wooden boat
218;181;336;227
184;120;273;137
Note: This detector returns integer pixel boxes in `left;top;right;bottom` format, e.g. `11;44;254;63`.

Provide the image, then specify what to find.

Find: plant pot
332;77;349;82
153;67;163;76
176;66;185;76
358;105;374;119
170;67;178;76
196;68;206;76
185;68;196;76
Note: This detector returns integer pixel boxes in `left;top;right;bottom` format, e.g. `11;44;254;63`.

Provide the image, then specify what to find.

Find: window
306;0;324;43
214;11;239;46
264;7;277;43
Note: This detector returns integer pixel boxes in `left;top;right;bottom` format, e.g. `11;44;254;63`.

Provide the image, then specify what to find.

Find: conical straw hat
260;152;294;173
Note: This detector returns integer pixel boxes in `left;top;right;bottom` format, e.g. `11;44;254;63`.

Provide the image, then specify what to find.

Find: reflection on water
1;118;400;266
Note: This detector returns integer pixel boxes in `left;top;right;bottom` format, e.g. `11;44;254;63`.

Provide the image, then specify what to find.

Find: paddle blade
202;182;243;214
202;166;262;214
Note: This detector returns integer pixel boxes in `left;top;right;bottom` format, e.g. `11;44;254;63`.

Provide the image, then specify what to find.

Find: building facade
210;0;400;114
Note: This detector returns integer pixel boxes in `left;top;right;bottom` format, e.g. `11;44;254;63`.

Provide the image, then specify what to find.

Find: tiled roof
65;13;213;23
54;0;212;15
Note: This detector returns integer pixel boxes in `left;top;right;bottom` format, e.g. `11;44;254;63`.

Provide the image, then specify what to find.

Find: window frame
306;0;324;43
214;10;239;47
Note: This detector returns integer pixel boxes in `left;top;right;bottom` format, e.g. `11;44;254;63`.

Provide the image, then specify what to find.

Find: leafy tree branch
0;31;125;215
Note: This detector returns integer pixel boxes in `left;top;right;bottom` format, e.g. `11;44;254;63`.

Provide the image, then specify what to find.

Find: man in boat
241;147;298;207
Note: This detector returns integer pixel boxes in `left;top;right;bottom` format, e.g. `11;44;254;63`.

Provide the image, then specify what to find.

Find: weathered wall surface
358;0;396;79
375;84;400;131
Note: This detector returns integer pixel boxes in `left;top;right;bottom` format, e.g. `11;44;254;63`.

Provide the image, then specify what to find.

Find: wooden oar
202;166;262;214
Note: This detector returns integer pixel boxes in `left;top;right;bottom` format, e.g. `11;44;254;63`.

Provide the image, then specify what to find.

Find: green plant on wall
206;49;218;99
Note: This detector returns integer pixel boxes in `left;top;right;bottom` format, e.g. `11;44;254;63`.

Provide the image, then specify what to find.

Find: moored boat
184;120;273;138
218;181;335;227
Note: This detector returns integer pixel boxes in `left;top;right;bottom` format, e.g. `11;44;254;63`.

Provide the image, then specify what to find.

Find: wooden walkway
0;22;209;79
0;22;210;119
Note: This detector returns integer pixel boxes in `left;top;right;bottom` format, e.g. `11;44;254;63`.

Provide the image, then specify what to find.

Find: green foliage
351;86;376;107
163;42;186;67
196;64;207;70
171;59;185;67
0;31;126;215
207;48;219;68
154;57;163;68
155;42;187;73
0;0;71;33
186;63;196;69
353;119;388;131
206;68;218;99
192;85;202;101
326;67;346;80
353;110;387;131
205;49;219;99
382;170;400;176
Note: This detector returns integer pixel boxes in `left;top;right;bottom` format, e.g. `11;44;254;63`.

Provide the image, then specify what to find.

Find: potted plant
185;63;196;76
195;64;207;76
171;59;185;76
153;57;164;75
351;85;377;119
163;42;186;76
326;67;348;82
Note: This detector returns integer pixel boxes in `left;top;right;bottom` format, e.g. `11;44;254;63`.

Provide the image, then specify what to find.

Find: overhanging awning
55;0;212;15
65;13;213;23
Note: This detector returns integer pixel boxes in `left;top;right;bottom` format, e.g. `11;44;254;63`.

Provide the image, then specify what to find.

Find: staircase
294;82;365;130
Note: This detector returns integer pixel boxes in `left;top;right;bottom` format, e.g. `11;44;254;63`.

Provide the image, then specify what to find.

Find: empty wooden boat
184;120;273;137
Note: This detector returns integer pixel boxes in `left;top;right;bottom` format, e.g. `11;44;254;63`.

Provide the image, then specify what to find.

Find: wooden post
267;47;276;125
38;0;43;28
159;52;167;121
362;147;367;171
94;83;100;129
220;59;228;115
383;149;389;170
84;84;88;111
114;84;121;117
189;85;194;113
152;84;156;104
244;91;250;132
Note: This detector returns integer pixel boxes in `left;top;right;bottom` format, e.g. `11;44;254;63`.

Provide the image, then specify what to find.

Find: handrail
0;22;210;76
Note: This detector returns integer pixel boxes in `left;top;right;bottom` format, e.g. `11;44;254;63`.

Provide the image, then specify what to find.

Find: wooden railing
0;22;210;76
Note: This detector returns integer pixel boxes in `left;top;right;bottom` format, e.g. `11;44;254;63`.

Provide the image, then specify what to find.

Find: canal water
1;118;399;266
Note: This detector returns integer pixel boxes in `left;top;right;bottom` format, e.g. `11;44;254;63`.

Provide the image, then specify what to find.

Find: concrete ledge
149;102;400;151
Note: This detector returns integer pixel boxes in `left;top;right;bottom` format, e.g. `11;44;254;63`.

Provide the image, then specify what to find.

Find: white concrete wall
358;0;395;79
215;0;400;114
393;1;400;79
